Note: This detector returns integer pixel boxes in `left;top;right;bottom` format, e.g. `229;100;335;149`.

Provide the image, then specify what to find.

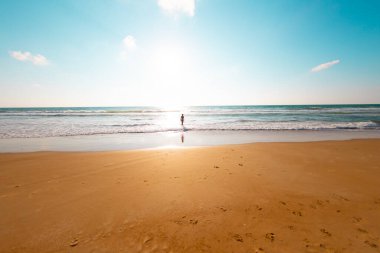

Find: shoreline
1;129;380;152
1;139;380;252
2;137;380;154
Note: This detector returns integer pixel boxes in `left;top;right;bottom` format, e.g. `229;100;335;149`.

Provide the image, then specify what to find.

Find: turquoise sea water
1;104;380;138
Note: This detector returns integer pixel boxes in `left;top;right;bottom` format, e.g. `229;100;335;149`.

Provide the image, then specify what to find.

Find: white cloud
123;35;137;51
157;0;195;17
121;35;137;59
10;51;49;66
311;59;340;72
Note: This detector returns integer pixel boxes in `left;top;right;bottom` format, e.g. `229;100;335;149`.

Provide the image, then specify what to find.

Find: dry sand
0;139;380;253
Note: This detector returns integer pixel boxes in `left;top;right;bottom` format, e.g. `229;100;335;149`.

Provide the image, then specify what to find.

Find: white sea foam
1;105;379;138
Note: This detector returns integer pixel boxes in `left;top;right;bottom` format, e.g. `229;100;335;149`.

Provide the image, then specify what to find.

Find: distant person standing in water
180;114;184;126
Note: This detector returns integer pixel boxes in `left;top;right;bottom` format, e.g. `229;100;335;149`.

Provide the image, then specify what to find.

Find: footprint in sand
309;204;317;209
238;163;243;166
288;225;295;231
232;234;243;242
143;236;153;245
214;165;219;168
218;207;227;212
292;210;303;216
316;200;325;206
173;216;187;225
189;219;198;225
305;243;327;252
279;201;287;206
352;216;362;223
320;228;332;237
265;233;275;242
70;238;79;247
357;228;368;233
364;240;378;248
332;194;349;202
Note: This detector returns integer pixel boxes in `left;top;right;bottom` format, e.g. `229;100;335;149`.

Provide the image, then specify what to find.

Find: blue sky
0;0;379;107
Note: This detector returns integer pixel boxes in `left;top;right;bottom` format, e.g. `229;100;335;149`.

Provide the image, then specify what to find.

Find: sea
1;104;380;139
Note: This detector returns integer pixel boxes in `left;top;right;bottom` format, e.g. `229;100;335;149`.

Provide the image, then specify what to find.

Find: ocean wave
0;109;181;115
1;105;380;115
1;121;379;139
1;105;380;139
110;123;151;127
2;111;379;118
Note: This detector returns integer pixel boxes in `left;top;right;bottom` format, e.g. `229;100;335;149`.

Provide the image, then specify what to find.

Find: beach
1;139;380;253
2;0;380;252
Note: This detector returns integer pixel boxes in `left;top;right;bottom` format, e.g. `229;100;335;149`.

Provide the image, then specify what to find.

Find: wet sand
0;139;380;252
2;130;380;152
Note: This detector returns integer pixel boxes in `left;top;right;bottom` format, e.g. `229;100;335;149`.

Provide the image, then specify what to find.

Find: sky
0;0;379;107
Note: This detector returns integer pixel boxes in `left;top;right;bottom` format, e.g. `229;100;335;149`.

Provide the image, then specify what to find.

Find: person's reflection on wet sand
181;132;184;143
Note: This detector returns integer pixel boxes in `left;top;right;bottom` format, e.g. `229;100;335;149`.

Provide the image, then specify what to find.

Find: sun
151;43;190;84
145;42;194;107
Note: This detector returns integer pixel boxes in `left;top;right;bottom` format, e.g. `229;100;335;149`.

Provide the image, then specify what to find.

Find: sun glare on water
156;106;186;130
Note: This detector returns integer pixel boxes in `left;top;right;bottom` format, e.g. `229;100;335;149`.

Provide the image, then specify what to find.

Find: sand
0;139;380;253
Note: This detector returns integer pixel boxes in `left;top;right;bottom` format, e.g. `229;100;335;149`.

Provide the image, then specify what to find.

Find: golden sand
1;140;380;252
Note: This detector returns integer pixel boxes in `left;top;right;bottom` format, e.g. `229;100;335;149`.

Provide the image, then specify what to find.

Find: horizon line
1;103;380;109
